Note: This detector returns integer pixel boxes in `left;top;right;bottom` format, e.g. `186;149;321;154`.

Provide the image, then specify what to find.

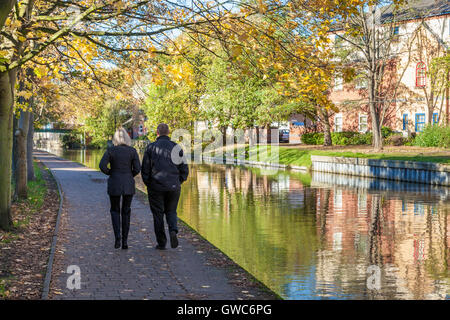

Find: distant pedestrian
100;127;141;249
141;124;189;250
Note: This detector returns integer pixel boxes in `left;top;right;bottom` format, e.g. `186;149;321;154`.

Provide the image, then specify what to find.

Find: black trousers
148;189;181;247
109;195;133;241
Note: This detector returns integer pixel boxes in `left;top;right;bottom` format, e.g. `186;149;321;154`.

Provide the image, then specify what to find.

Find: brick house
290;0;449;142
330;0;449;135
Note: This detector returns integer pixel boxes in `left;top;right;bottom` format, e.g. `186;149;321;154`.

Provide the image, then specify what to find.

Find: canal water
45;148;449;300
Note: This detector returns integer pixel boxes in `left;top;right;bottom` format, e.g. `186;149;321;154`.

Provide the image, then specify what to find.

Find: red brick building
289;0;449;143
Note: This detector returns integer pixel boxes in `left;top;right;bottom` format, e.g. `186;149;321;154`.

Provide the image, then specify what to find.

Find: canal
44;148;449;300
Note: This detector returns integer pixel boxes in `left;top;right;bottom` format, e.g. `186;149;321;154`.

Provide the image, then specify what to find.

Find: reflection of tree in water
43;150;450;299
179;164;320;299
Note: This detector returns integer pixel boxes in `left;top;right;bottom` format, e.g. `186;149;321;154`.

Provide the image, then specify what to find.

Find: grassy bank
0;161;59;299
277;149;450;168
207;145;450;169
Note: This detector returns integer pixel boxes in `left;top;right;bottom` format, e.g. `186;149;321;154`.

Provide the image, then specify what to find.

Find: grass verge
0;160;59;299
209;145;450;168
11;163;47;229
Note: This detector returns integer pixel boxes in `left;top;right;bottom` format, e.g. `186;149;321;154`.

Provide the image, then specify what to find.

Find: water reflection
45;148;449;300
180;165;449;300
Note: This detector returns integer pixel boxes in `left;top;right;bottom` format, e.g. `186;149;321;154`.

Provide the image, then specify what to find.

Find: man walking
141;124;189;250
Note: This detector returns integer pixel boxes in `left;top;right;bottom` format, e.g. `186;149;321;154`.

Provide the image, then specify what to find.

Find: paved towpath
35;151;274;300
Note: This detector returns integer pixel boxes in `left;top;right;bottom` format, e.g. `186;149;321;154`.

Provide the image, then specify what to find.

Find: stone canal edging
311;155;450;186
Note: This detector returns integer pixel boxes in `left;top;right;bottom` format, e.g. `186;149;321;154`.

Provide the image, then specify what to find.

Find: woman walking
100;127;141;249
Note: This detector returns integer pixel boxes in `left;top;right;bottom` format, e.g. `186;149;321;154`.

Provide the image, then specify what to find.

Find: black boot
110;211;121;249
121;208;131;249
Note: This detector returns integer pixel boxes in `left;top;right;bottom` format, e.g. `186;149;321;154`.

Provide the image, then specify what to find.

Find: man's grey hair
112;127;132;146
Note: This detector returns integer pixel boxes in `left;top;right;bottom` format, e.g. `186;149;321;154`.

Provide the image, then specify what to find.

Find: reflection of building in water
196;169;221;203
313;176;449;299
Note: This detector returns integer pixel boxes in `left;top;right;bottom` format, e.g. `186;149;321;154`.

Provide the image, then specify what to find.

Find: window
358;114;368;132
357;192;367;215
335;114;343;132
334;76;343;91
333;232;342;251
334;189;343;209
415;113;425;132
402;114;408;130
432;113;439;125
416;62;426;88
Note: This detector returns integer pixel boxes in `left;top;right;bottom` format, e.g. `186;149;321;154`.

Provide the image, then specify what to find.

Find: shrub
331;132;357;145
350;132;372;145
301;131;373;146
381;126;395;138
301;132;324;145
413;125;450;148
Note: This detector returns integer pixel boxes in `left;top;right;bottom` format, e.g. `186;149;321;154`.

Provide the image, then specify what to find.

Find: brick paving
35;151;275;300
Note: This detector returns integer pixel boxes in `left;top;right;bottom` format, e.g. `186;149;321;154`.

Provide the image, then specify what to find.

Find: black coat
141;135;189;192
99;145;141;196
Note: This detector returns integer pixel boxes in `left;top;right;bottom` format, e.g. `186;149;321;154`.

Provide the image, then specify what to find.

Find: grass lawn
205;144;450;168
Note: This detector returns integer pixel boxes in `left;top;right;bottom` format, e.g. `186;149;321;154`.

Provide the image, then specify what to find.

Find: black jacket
99;145;141;196
141;135;189;192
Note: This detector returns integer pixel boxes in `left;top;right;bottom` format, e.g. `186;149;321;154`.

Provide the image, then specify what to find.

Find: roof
331;0;450;31
380;0;450;23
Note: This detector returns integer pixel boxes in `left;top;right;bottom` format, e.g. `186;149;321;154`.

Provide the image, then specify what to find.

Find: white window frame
334;114;343;132
357;192;367;215
334;189;343;209
358;114;368;133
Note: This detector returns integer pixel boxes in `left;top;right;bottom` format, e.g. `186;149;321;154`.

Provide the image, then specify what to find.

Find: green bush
413;125;450;148
381;126;395;138
301;131;373;146
350;132;372;145
331;132;357;145
301;132;324;145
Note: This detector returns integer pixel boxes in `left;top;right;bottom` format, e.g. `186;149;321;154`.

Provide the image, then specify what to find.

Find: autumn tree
181;0;339;145
324;0;427;150
0;0;258;230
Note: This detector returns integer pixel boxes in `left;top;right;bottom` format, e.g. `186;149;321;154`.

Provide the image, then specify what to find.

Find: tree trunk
320;108;332;146
369;103;383;151
27;112;35;181
368;75;383;151
0;71;15;230
15;111;30;199
15;128;27;199
369;6;383;152
221;126;227;147
12;115;18;189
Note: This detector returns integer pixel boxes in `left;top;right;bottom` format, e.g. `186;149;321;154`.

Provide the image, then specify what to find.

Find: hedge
301;131;373;145
413;125;450;148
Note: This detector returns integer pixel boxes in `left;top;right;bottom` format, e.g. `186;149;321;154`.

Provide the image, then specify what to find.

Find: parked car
279;129;289;143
